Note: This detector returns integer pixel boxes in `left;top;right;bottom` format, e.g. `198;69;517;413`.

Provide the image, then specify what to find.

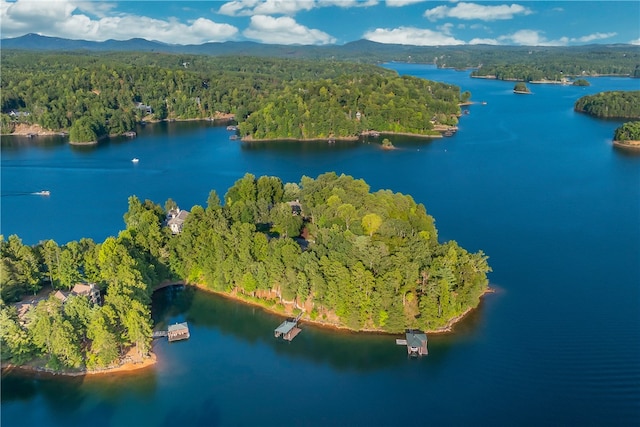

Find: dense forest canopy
3;35;639;77
1;173;490;371
574;91;640;119
0;51;461;141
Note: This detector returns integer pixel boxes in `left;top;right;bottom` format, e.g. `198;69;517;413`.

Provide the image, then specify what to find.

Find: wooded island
0;51;464;143
1;173;491;373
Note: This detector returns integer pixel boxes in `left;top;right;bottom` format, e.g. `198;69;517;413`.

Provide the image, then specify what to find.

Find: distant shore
2;114;235;137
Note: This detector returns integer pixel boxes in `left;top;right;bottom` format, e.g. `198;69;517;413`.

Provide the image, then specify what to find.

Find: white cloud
243;14;336;45
469;38;499;45
631;38;640;46
363;26;464;45
0;0;239;44
571;32;616;43
219;0;377;17
498;30;567;46
424;2;532;21
385;0;427;7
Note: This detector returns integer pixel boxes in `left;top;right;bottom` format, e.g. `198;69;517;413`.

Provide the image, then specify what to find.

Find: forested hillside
0;51;462;141
1;173;490;371
574;91;640;119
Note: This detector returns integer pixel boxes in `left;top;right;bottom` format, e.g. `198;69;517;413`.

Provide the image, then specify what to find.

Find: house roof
275;320;297;335
53;290;69;302
72;283;96;295
405;331;427;348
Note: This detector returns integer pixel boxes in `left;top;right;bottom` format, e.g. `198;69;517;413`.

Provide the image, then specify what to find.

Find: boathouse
396;329;428;356
167;322;190;342
274;312;303;341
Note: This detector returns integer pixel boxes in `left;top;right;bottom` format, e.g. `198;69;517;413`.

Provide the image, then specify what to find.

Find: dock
396;329;428;356
274;312;303;341
168;322;190;342
153;322;190;342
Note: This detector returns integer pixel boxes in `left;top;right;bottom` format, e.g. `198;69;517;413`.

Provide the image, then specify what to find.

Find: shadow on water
152;285;486;372
1;134;66;151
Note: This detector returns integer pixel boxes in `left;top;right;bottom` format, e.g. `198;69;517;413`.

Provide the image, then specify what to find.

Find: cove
1;64;639;426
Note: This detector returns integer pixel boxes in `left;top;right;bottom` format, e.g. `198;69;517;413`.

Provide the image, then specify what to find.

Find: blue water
2;64;639;426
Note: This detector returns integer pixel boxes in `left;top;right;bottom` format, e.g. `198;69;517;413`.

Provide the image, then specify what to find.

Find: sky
1;0;639;47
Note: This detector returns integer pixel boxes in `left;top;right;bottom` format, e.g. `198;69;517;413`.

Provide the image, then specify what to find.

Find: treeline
574;91;640;119
239;74;464;140
469;45;640;81
1;173;491;369
0;233;159;370
0;51;462;141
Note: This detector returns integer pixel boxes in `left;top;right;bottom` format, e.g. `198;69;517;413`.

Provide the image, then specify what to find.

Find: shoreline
1;351;156;378
161;280;494;336
3;282;493;377
613;139;640;150
2;114;235;137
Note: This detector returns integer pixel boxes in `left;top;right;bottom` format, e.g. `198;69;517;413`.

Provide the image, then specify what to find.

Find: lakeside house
166;207;190;234
72;283;101;305
134;102;153;115
13;282;101;325
286;199;303;216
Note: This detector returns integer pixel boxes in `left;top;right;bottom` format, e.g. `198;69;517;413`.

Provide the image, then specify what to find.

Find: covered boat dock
274;312;303;341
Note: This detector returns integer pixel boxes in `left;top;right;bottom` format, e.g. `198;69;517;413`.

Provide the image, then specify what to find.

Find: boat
132;158;139;163
123;131;137;137
34;190;50;196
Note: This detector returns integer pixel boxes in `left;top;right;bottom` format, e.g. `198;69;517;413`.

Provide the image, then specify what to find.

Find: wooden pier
274;312;303;341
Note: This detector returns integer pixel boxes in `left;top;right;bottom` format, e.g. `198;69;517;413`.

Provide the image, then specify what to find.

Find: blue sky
1;1;638;46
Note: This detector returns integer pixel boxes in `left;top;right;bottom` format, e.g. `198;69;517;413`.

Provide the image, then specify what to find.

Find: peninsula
1;173;491;375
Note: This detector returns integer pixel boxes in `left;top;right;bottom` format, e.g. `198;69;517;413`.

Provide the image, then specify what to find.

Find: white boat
132;158;139;163
34;190;50;196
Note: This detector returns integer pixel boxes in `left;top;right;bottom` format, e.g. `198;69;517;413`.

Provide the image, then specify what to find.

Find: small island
513;82;532;94
1;173;491;375
613;121;640;149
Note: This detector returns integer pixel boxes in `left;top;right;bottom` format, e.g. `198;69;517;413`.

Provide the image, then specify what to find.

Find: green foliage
575;91;640;119
170;173;490;332
513;82;530;93
614;121;640;141
239;74;460;140
572;79;590;87
68;116;105;143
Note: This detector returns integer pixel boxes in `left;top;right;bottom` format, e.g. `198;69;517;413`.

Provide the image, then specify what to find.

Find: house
166;208;189;234
134;102;153;114
286;199;303;216
53;290;70;303
8;110;30;118
71;283;101;305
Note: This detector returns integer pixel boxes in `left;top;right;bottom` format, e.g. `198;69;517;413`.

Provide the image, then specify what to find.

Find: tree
361;213;382;237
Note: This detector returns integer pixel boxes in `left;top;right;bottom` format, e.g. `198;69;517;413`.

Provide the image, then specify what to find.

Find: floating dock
274;312;303;341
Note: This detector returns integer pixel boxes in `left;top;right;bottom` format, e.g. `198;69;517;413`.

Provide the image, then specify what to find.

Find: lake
1;64;639;426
